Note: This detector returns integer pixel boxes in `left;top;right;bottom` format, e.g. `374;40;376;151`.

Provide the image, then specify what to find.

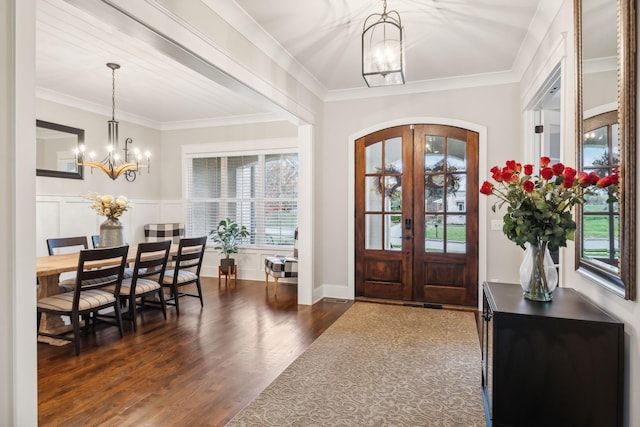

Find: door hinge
534;125;544;134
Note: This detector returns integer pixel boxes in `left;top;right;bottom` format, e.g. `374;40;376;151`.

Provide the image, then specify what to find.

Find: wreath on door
373;164;402;198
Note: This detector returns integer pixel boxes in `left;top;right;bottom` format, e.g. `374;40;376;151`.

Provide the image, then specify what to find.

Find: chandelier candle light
480;157;618;301
75;63;150;182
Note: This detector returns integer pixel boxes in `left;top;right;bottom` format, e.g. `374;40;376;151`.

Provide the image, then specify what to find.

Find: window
185;151;298;248
578;111;620;284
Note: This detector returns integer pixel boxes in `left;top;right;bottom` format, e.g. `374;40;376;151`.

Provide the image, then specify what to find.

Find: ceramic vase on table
519;241;558;302
98;217;125;248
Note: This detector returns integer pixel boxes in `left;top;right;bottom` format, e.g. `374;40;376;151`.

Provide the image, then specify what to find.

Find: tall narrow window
185;152;298;248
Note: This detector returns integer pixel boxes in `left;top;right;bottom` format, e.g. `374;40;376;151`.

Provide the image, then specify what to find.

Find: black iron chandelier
362;0;405;87
75;63;150;182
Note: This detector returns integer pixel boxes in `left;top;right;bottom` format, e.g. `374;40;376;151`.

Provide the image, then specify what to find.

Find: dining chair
46;236;90;290
37;245;129;355
162;236;207;316
91;235;100;248
114;240;171;331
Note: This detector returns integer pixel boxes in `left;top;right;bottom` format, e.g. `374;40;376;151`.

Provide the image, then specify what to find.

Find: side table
218;264;237;288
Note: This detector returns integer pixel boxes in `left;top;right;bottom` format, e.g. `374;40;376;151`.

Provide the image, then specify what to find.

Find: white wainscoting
36;195;295;283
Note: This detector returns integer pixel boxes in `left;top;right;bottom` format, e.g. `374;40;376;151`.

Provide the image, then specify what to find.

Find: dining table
36;243;179;343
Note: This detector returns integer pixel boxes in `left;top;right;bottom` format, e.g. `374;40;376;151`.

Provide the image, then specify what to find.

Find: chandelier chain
111;67;116;121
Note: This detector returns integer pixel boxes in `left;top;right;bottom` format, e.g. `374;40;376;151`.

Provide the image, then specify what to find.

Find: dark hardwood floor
37;278;353;426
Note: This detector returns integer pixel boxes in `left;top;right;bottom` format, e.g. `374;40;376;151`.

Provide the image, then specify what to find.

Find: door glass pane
386;183;402;212
448;174;466;212
385;214;402;251
366;176;382;211
365;141;382;173
425;175;444;212
448;138;467;171
385;137;402;167
425;136;444;170
447;215;466;253
365;214;382;250
425;214;444;252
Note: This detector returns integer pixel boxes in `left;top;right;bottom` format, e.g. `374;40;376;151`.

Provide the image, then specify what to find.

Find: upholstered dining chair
37;245;129;355
264;229;298;296
144;223;185;243
162;236;207;316
109;240;171;332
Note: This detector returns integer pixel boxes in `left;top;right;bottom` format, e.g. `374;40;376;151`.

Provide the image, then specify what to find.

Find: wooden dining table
36;244;179;342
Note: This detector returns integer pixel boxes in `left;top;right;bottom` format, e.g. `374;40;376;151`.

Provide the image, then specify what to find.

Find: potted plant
209;218;249;273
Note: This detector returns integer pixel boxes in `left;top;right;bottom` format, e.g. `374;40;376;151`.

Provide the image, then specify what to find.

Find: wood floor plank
38;278;353;426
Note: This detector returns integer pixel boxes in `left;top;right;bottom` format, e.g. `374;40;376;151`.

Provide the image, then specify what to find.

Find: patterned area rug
227;302;486;426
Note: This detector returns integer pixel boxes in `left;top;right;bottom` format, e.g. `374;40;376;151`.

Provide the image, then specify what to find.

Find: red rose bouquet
480;157;618;251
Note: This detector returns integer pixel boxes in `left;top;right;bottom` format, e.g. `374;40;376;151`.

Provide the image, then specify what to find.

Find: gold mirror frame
575;0;636;300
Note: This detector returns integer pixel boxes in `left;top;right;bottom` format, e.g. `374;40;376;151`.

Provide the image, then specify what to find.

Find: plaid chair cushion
144;223;185;243
265;256;298;279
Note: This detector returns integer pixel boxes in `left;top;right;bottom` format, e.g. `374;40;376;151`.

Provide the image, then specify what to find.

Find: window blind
185;152;298;248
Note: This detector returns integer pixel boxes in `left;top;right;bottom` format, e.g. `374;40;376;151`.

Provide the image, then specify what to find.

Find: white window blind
185;152;298;247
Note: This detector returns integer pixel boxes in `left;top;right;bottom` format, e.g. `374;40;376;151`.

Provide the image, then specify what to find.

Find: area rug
226;302;486;426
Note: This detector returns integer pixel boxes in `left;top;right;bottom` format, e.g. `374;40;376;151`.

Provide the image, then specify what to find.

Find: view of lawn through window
185;152;298;248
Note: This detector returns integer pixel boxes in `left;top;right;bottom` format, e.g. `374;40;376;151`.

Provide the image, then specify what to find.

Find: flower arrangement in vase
480;157;618;301
84;192;132;247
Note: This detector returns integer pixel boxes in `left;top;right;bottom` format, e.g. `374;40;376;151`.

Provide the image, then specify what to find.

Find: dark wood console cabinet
481;282;624;427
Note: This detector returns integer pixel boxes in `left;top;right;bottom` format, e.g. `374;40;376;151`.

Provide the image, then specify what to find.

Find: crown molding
511;0;564;80
159;112;287;131
201;0;328;101
324;70;518;102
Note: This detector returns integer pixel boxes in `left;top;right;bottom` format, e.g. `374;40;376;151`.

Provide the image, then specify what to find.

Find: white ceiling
36;0;553;128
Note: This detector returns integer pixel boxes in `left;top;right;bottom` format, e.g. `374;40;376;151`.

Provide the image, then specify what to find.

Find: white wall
320;84;523;296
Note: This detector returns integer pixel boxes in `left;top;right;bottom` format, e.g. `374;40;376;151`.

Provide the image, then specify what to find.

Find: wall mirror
36;120;84;180
575;0;636;299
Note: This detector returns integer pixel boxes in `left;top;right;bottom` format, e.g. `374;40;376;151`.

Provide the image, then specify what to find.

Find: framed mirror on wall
36;120;84;180
575;0;636;300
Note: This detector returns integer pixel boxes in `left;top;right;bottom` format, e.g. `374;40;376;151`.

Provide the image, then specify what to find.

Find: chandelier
75;63;150;182
362;0;405;87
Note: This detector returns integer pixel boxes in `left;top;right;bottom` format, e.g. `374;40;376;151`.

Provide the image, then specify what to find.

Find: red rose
492;171;503;182
522;180;534;193
578;172;590;187
597;176;613;188
523;164;534;175
480;181;494;195
490;166;500;175
501;170;513;182
610;173;619;185
505;160;517;171
563;177;574;188
564;167;577;179
552;163;565;176
540;167;554;180
540;156;551;167
589;172;600;185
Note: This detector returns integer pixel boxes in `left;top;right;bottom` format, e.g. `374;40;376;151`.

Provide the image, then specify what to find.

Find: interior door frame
347;117;488;309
